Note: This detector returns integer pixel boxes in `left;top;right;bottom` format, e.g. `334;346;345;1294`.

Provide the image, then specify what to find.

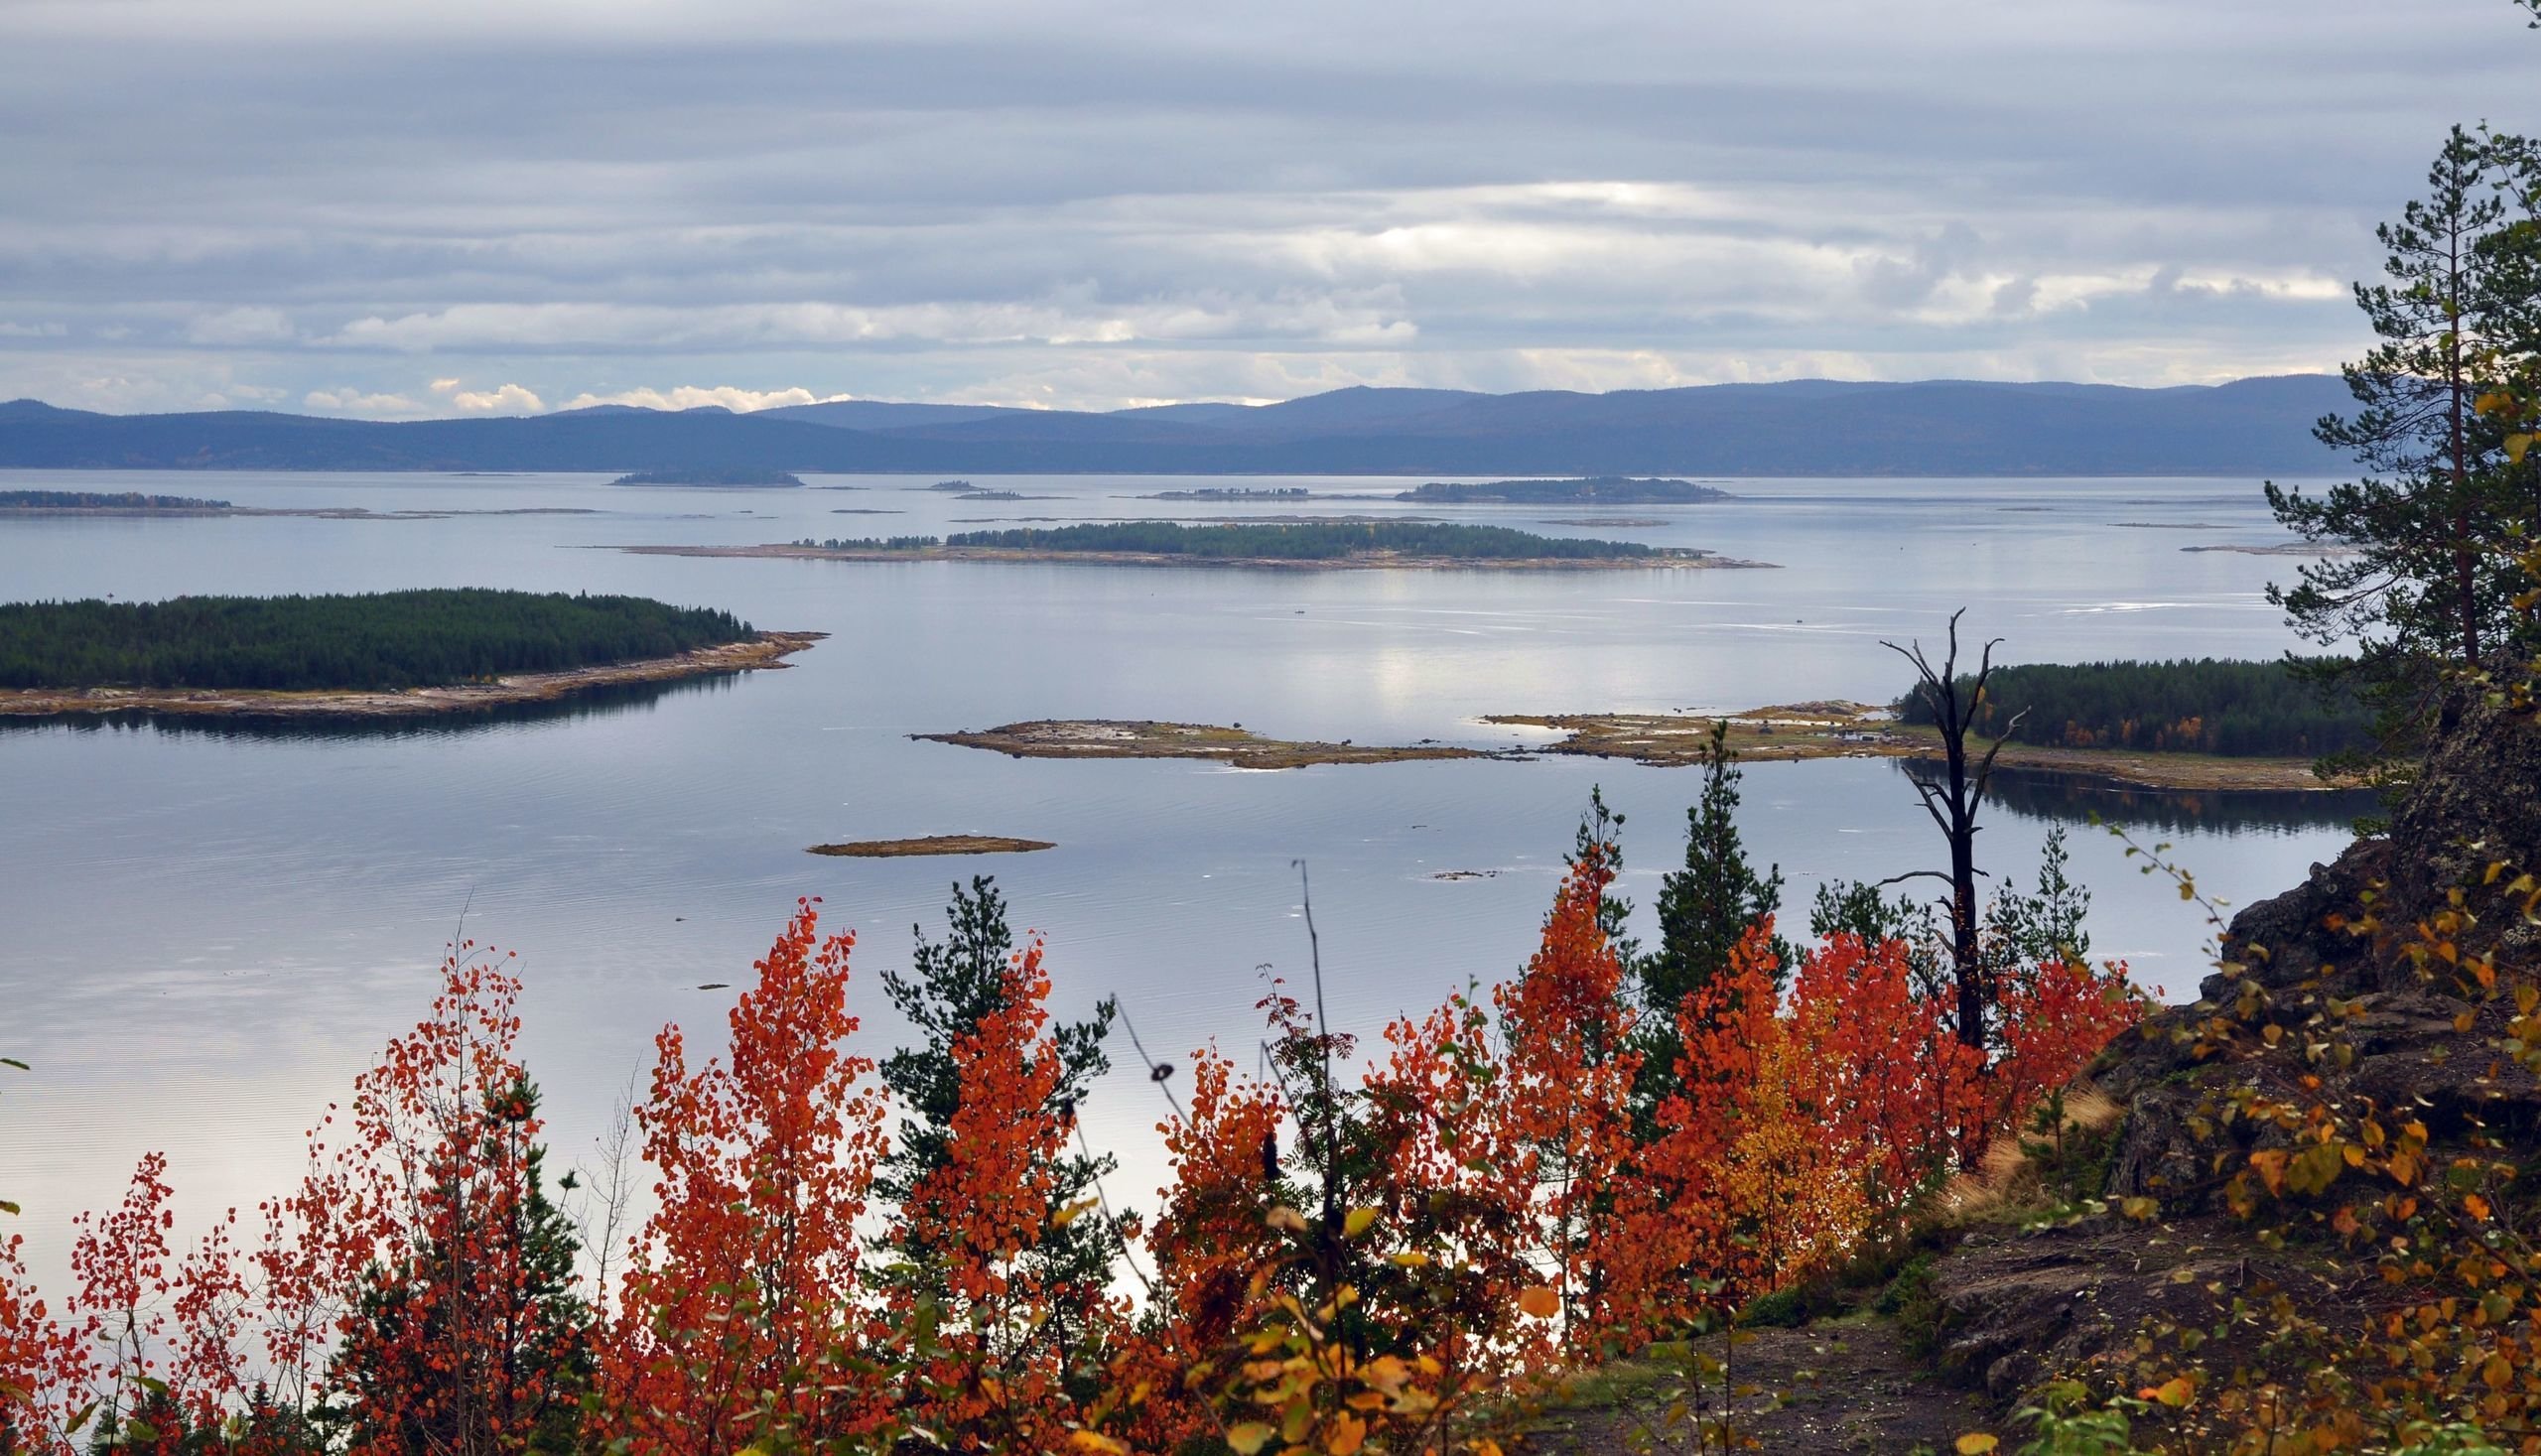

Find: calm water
0;468;2364;1278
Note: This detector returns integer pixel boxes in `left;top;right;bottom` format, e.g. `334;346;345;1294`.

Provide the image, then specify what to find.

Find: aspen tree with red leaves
891;941;1131;1451
598;899;893;1456
0;1233;90;1456
68;1152;178;1449
1493;834;1644;1350
1785;934;1991;1240
877;878;1123;1357
323;943;594;1456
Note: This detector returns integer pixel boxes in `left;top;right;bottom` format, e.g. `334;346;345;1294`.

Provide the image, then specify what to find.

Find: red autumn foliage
5;834;2147;1455
892;940;1129;1450
597;898;891;1456
1491;842;1645;1351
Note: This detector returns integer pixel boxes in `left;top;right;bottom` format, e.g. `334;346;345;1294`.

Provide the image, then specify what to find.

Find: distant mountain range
0;376;2354;476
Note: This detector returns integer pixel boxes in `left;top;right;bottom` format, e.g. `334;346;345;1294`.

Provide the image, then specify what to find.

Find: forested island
625;519;1764;570
0;489;232;512
0;589;816;718
1397;475;1731;504
610;467;804;487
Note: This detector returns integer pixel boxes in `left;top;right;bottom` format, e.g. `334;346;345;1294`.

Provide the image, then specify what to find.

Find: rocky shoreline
916;719;1492;769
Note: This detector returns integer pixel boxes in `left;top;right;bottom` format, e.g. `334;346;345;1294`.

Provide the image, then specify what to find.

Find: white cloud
323;293;1414;353
555;384;850;413
304;386;423;415
448;382;544;413
183;307;297;345
428;376;462;393
0;321;68;338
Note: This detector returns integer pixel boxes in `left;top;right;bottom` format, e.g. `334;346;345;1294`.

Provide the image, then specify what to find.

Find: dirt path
1528;1315;2000;1455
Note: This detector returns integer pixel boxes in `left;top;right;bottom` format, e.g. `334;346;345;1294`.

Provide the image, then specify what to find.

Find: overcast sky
0;0;2533;417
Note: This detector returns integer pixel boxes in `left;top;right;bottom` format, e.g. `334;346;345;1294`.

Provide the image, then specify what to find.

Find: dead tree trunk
1883;609;2025;1053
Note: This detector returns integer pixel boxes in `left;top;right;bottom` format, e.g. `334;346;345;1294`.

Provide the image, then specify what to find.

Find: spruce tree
1632;723;1788;1126
328;1078;593;1456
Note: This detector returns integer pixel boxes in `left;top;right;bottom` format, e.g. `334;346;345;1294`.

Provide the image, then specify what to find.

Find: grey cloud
0;0;2533;413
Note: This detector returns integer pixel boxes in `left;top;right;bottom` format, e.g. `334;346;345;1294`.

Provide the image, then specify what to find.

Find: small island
611;467;805;487
0;589;817;720
918;720;1492;770
808;835;1057;858
1396;476;1730;504
621;520;1772;571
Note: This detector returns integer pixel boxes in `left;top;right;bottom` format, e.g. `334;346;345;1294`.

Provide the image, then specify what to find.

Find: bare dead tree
1882;610;2027;1052
573;1072;641;1313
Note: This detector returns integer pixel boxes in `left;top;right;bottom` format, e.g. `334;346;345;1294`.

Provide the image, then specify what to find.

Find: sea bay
0;468;2363;1277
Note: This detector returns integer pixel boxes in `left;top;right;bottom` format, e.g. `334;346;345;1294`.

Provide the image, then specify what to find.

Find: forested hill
0;375;2350;475
1897;657;2376;758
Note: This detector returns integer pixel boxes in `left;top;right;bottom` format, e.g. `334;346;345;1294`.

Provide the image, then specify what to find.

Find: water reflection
0;674;732;742
1902;758;2375;835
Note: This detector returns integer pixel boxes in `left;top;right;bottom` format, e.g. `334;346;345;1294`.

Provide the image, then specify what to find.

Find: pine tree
876;878;1122;1323
2266;124;2540;742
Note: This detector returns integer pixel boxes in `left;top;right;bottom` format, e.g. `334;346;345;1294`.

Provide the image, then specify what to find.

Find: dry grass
1938;1083;2123;1220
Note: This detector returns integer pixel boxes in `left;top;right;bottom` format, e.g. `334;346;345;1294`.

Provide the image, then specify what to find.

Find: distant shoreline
614;542;1778;571
0;503;600;520
0;631;821;721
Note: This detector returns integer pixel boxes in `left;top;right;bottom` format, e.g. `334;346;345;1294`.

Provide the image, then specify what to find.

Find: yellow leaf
1068;1433;1130;1455
2248;1147;2289;1197
2508;433;2535;464
1326;1411;1368;1456
2140;1376;2195;1407
1517;1286;1562;1319
1388;1252;1430;1268
2119;1196;2158;1222
1226;1421;1278;1456
2465;1193;2491;1221
1344;1207;1381;1240
1956;1436;2001;1455
1051;1196;1102;1228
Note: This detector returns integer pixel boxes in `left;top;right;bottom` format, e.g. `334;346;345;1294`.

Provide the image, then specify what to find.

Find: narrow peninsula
0;490;597;521
1;489;233;514
917;719;1491;770
623;520;1771;571
0;589;817;720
